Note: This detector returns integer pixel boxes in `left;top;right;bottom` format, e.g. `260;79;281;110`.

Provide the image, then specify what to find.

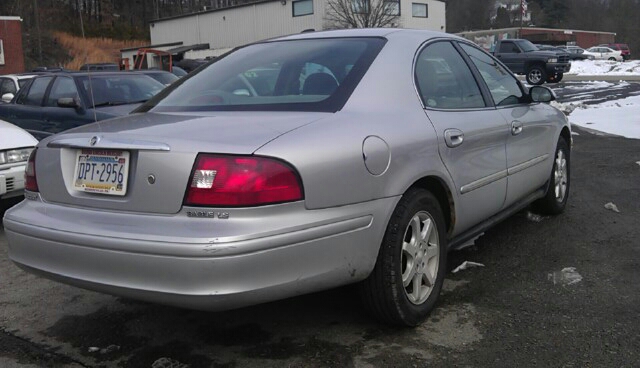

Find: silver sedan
3;28;570;326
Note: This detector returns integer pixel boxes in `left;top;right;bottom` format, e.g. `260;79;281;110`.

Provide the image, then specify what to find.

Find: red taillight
24;148;38;192
184;154;303;207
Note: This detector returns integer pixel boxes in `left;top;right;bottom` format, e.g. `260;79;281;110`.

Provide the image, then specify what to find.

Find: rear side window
143;37;386;113
415;41;485;109
20;77;53;106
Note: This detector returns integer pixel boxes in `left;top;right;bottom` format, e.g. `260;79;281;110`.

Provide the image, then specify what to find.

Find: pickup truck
493;39;571;85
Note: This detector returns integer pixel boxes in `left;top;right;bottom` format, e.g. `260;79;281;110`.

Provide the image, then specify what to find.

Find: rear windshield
139;37;386;113
79;75;165;107
146;72;179;85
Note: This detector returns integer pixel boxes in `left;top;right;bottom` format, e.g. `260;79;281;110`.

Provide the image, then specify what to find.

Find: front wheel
547;73;563;83
359;189;447;326
608;57;616;61
526;65;547;85
534;137;570;215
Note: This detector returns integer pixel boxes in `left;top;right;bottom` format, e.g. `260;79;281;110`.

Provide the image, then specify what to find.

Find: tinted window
499;42;519;53
79;75;164;107
415;41;485;109
460;43;524;107
143;38;385;113
21;77;53;106
46;77;79;107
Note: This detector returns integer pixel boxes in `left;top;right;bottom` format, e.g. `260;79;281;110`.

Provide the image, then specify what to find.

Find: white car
0;119;37;204
0;74;37;103
583;46;623;61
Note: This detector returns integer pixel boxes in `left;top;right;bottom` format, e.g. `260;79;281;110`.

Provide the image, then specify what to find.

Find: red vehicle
598;43;631;60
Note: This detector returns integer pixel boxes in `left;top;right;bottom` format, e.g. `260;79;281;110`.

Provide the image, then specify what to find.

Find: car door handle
444;129;464;148
511;121;523;135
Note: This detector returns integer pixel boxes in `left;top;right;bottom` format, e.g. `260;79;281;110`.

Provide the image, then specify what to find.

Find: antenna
78;7;99;124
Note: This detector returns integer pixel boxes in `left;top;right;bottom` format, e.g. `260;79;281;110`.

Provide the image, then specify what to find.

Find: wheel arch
406;176;455;236
560;126;571;147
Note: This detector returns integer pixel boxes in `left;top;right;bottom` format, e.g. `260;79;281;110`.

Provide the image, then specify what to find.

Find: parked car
583;46;623;61
558;46;596;60
0;74;37;103
598;43;631;60
0;72;165;140
0;119;37;207
2;29;571;327
135;69;180;86
171;65;188;78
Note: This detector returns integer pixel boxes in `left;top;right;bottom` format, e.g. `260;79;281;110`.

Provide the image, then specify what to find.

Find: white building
148;0;446;58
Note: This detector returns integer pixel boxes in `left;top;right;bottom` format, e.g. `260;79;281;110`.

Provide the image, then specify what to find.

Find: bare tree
324;0;401;29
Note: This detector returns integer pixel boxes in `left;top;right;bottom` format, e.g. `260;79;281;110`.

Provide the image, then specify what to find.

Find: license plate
74;149;130;196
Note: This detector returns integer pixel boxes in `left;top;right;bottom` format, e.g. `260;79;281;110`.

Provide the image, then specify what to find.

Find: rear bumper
0;164;27;199
3;196;396;311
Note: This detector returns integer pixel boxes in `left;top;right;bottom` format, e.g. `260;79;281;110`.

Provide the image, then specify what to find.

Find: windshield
140;37;386;113
516;40;539;52
79;75;165;108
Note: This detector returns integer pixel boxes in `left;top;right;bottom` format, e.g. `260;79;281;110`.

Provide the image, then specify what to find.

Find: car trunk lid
36;111;326;214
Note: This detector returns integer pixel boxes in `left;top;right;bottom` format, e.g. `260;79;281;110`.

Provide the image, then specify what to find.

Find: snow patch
567;60;640;76
569;94;640;139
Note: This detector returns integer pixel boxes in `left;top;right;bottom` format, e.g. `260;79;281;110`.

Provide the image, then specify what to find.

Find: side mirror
2;93;14;103
530;86;555;103
57;97;80;108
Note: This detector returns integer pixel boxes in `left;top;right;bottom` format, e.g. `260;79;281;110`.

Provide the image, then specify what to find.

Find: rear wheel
526;65;547;85
359;188;447;326
608;57;616;61
534;137;570;215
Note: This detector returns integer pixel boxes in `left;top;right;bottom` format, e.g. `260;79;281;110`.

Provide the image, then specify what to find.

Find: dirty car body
3;29;571;326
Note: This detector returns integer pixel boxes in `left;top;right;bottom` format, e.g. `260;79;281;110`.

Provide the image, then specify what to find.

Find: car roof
269;28;456;42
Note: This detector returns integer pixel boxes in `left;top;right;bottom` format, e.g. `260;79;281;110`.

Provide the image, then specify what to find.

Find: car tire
534;137;570;215
526;65;547;85
608;57;616;61
359;188;447;326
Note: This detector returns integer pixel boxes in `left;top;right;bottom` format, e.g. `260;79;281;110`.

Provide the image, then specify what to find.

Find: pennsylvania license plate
74;149;130;196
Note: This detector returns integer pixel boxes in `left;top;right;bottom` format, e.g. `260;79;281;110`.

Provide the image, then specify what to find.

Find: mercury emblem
89;136;99;146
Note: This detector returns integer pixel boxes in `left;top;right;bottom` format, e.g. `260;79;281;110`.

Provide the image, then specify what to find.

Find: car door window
459;43;524;107
0;78;17;95
46;77;79;107
20;77;53;106
415;41;485;109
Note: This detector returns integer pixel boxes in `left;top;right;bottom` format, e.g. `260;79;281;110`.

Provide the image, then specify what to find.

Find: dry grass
53;31;147;70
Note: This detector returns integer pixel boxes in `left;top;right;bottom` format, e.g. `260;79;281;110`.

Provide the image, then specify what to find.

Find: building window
384;0;400;15
412;3;427;17
351;0;370;14
293;0;313;16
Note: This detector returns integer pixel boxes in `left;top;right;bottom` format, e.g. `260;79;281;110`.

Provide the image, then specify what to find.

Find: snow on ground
554;95;640;139
544;60;640;139
566;60;640;76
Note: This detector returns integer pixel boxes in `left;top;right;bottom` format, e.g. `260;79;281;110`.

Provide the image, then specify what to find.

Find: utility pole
33;0;42;65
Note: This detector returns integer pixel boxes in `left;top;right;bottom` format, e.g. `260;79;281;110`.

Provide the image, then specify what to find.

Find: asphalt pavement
1;83;639;367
